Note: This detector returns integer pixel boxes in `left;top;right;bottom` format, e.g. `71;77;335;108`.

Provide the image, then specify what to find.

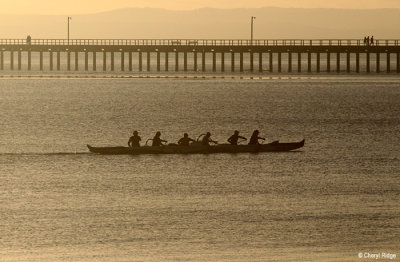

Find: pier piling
397;53;400;73
356;53;360;73
147;52;150;72
129;52;132;71
40;51;43;71
376;53;380;73
57;51;60;71
50;52;53;71
327;52;331;72
121;52;125;71
193;51;197;72
386;52;390;73
212;52;216;72
202;51;206;72
103;51;106;71
74;52;78;71
165;52;169;71
93;52;96;71
336;52;340;72
157;52;161;72
297;53;301;72
240;52;244;72
67;51;71;71
231;52;235;72
138;51;142;72
18;50;21;70
28;51;31;70
85;51;88;71
111;52;114;71
269;52;273;72
175;52;179;72
10;51;14;70
221;52;225;72
250;52;254;72
0;51;3;70
184;52;188;72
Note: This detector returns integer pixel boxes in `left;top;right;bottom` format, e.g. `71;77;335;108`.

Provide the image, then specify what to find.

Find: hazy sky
1;0;400;15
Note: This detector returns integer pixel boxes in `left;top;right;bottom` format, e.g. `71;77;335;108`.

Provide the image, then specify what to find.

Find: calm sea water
0;76;399;261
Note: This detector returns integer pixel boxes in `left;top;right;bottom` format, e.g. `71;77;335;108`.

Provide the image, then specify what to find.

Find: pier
1;39;400;73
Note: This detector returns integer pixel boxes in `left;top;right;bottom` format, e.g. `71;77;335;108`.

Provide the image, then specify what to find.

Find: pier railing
1;39;400;46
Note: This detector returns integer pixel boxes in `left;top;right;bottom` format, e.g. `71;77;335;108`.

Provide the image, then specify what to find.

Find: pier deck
1;39;399;73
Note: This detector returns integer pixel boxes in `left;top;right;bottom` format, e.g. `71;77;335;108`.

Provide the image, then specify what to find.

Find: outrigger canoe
87;139;305;155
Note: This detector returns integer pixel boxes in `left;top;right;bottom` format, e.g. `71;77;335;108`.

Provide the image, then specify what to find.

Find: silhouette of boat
87;139;305;155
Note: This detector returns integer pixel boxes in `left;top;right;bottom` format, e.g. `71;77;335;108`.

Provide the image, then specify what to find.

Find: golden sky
1;0;399;15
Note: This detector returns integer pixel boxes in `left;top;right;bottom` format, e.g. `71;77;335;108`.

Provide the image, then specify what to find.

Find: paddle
146;138;168;146
196;134;206;141
237;138;247;145
145;139;152;146
196;133;218;145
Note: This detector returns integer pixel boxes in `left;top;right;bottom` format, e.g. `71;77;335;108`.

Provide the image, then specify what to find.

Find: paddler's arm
178;138;183;145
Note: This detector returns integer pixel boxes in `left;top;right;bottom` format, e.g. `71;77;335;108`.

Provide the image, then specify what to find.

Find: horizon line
1;6;399;16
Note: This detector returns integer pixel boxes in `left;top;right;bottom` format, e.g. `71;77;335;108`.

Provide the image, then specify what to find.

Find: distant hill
0;7;399;39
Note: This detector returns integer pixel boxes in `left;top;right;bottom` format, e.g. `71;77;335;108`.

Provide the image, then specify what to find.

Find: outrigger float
87;139;305;155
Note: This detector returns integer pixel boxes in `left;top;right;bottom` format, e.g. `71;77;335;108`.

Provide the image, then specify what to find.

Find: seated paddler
152;131;168;147
248;130;265;145
227;130;247;145
201;132;218;146
178;133;196;146
128;130;141;147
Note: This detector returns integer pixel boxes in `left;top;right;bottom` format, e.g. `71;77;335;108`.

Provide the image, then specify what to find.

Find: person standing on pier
370;36;374;46
366;36;370;46
363;36;367;45
26;35;31;45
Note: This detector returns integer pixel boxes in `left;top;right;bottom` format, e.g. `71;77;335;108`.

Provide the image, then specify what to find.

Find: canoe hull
87;140;305;155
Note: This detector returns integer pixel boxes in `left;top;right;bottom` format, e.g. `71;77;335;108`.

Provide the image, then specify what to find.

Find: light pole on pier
251;16;256;44
67;16;72;44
